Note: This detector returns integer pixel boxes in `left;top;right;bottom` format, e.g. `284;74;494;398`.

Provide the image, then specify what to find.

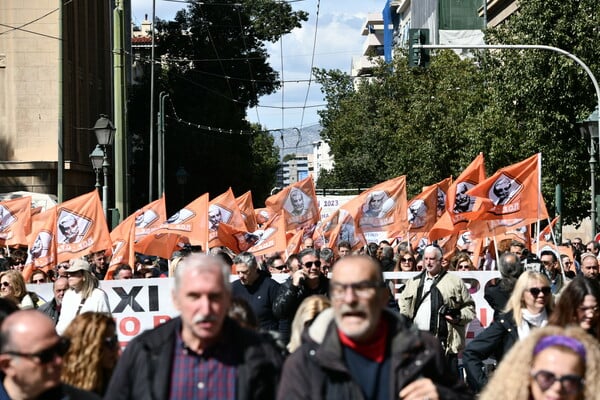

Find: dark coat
232;270;280;331
483;279;512;319
272;274;329;320
277;309;473;400
103;317;284;400
462;311;519;393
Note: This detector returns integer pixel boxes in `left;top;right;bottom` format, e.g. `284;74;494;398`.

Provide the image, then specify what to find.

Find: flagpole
535;153;542;256
547;216;567;280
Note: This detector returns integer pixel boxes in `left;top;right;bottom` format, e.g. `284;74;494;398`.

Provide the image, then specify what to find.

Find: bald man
278;255;471;399
0;310;100;399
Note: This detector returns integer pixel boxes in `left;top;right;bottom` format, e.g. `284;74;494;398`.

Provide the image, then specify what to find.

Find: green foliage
128;0;306;211
316;0;600;224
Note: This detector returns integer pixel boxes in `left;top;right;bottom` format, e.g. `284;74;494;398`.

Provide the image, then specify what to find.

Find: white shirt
56;287;111;334
413;275;436;331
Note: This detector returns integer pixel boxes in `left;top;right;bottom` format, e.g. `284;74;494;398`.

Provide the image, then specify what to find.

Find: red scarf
338;317;389;362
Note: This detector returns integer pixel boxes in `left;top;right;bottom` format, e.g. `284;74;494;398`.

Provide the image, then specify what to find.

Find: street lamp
175;166;189;207
578;106;600;237
89;145;104;194
91;115;116;217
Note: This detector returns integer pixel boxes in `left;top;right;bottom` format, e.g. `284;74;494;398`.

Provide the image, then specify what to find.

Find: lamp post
89;145;104;194
579;106;600;237
175;166;189;207
91;115;116;217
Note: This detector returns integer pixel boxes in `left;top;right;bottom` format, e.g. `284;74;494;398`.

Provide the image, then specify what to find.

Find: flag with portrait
23;207;57;280
106;213;137;279
134;195;167;242
209;188;246;248
0;196;32;246
265;176;319;233
236;191;258;233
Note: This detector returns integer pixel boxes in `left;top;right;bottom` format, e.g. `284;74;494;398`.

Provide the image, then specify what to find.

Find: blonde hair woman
61;312;119;395
480;325;600;400
0;270;39;309
287;295;331;353
56;259;110;334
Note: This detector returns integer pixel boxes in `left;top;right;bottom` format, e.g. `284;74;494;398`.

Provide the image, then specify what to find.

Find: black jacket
272;274;329;320
103;317;284;400
232;270;280;331
277;309;473;400
462;311;519;393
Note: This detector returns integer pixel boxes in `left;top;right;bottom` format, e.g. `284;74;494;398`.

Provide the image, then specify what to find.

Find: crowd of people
0;233;599;399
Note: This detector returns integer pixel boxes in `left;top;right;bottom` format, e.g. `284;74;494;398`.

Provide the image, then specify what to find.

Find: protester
287;295;331;353
61;312;119;396
277;255;472;399
232;252;280;332
39;277;68;325
56;259;111;334
0;310;101;399
104;253;284;399
484;252;524;319
480;325;600;400
398;245;476;374
549;276;600;339
463;271;553;393
273;248;329;343
0;270;40;309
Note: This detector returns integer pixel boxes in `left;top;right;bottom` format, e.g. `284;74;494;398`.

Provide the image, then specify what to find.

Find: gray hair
232;251;258;270
298;248;319;261
174;253;231;294
319;247;335;263
424;245;442;261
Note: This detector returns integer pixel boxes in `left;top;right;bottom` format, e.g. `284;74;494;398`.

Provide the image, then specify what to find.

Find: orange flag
467;154;548;222
236;191;258;233
137;193;210;252
339;176;408;244
265;176;320;233
56;191;112;263
133;231;190;260
537;216;559;242
408;184;438;233
105;213;137;279
434;177;453;218
0;196;32;246
429;154;486;240
216;222;263;254
285;229;304;257
255;208;274;226
209;188;247;248
326;209;365;251
134;196;167;242
246;213;288;257
23;208;57;281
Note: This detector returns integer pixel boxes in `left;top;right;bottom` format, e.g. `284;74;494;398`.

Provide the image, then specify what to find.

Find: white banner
29;270;500;346
316;195;354;221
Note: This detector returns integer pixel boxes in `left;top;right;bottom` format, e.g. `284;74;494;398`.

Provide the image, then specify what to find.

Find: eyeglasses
103;336;119;350
587;247;594;252
330;280;386;300
400;258;413;263
563;261;573;265
0;282;11;288
32;279;45;284
457;263;471;270
272;265;286;270
541;260;556;266
527;286;552;297
57;264;69;269
301;260;321;269
3;337;70;364
531;370;584;394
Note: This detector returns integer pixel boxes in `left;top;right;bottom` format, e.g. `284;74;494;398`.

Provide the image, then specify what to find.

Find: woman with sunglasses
549;276;600;340
480;325;600;400
61;312;119;396
451;253;475;271
463;271;553;393
0;270;41;309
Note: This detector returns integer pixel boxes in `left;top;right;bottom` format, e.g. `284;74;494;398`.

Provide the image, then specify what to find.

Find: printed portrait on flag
453;182;476;213
437;188;446;217
252;227;277;247
407;199;428;229
29;231;52;261
57;211;91;244
362;191;394;218
284;188;312;218
166;208;195;225
0;205;16;232
208;205;232;231
489;175;521;206
135;210;159;228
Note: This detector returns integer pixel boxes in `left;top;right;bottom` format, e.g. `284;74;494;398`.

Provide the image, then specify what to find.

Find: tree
128;0;307;212
315;0;600;224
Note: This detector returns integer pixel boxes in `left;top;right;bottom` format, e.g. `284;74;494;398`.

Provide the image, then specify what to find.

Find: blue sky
131;0;386;131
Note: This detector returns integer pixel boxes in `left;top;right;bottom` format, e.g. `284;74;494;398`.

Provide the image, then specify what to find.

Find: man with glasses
0;310;100;399
278;255;471;400
585;240;600;256
273;249;329;343
399;245;475;375
540;250;565;295
232;252;280;332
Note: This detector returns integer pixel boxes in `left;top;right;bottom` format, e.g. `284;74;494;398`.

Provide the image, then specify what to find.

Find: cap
65;259;91;273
